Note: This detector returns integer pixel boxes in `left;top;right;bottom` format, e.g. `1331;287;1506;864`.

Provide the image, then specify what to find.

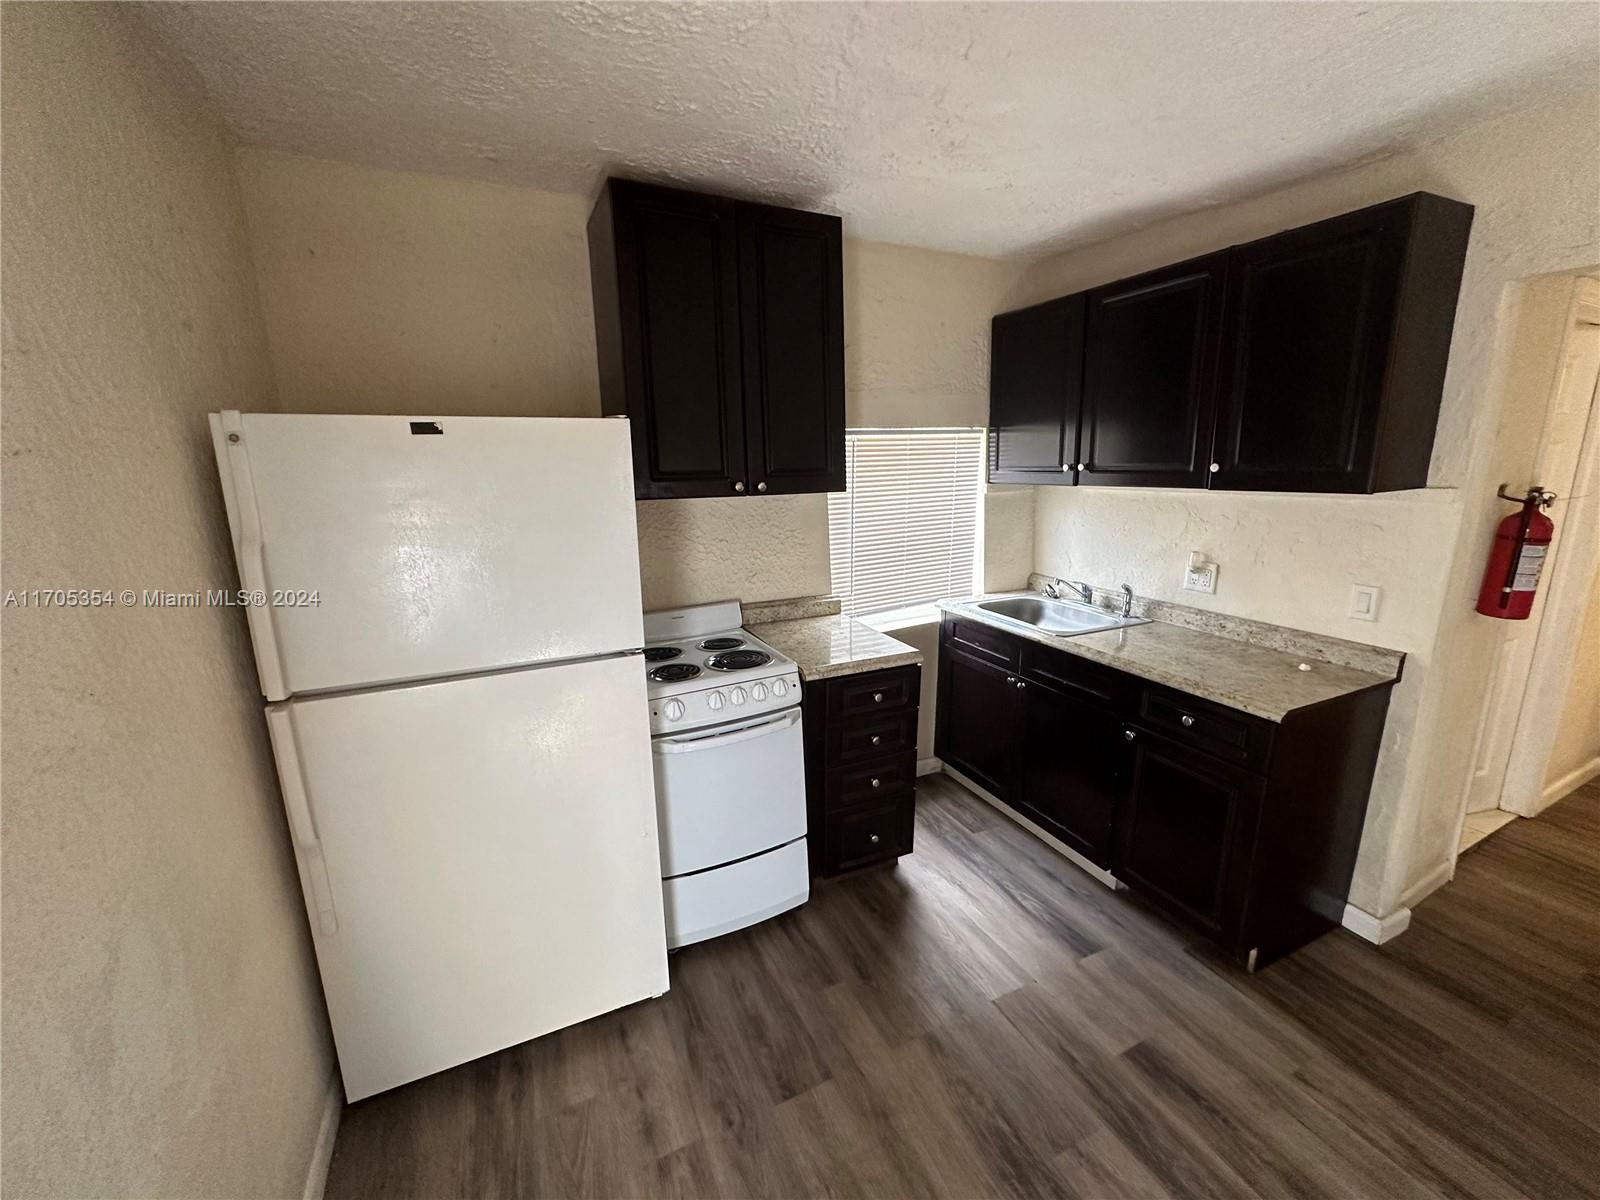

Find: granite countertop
749;614;923;682
940;597;1398;722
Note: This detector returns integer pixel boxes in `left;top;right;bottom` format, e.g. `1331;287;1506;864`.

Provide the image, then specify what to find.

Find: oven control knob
663;699;686;722
752;683;768;701
707;691;725;712
771;678;789;698
729;686;748;706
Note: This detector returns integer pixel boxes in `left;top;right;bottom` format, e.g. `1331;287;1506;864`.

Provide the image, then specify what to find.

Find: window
827;428;986;618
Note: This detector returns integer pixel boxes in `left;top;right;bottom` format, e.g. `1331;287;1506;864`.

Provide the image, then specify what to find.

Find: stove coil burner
697;636;745;651
649;663;702;683
706;649;772;672
643;646;683;662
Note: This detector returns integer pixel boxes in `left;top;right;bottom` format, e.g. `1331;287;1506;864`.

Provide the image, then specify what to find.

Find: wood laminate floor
324;776;1600;1200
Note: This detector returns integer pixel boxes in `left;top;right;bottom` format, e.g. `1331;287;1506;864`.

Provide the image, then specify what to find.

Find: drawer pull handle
869;834;881;845
873;692;884;703
1124;729;1136;742
870;777;881;788
1181;714;1195;728
871;735;881;745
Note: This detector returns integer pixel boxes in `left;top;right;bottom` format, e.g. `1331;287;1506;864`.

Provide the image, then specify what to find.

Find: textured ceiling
139;1;1598;259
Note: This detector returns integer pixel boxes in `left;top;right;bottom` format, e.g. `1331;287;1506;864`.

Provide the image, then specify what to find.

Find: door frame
1454;274;1600;836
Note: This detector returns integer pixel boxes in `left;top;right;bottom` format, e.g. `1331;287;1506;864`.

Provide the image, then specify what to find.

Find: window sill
857;604;947;634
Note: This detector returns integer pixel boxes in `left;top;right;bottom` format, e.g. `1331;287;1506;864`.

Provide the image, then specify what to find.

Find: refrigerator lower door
211;412;645;701
267;654;667;1101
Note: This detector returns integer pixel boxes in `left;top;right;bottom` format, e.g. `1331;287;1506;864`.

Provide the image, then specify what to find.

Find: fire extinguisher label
1512;544;1547;591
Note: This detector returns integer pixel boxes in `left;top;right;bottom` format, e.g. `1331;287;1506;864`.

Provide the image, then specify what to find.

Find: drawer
1138;686;1274;771
827;753;916;808
944;617;1019;668
832;708;917;766
824;795;915;873
833;666;919;718
1018;641;1131;709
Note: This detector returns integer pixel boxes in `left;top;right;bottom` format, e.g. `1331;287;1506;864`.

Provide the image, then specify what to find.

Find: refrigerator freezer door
269;654;668;1101
211;412;645;700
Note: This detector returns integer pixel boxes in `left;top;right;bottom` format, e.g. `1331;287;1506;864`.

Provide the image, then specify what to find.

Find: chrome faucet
1120;583;1134;618
1042;577;1094;606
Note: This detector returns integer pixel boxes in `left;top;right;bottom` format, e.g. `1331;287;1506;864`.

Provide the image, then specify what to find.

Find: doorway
1458;273;1600;852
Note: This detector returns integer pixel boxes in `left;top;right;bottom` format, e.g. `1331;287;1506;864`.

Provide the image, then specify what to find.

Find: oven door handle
654;707;800;754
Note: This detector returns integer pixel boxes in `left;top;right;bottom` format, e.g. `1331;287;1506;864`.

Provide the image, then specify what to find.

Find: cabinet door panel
609;182;745;498
1016;678;1120;866
1080;254;1226;488
936;647;1018;798
989;296;1084;484
738;203;846;495
1212;206;1409;492
1115;729;1261;941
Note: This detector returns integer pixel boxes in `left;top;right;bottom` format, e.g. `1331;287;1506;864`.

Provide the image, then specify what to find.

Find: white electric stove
642;601;808;948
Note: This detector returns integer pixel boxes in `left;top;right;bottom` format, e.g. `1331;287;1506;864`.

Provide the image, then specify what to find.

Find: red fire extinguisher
1476;484;1558;620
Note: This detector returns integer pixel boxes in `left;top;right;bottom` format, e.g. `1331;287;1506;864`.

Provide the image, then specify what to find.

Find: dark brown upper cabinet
1211;194;1474;493
588;179;845;500
1079;253;1228;488
989;295;1084;484
987;192;1473;495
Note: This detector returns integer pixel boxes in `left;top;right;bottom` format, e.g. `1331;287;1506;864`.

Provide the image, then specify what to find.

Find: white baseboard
1400;857;1455;910
916;756;943;777
302;1073;343;1200
1537;755;1600;815
944;766;1121;890
1341;902;1411;945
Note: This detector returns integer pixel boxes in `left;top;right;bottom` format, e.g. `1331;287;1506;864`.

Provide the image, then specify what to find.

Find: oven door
652;706;807;878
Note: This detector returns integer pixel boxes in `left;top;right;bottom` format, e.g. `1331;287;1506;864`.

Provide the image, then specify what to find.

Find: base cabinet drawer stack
803;666;920;876
936;616;1393;968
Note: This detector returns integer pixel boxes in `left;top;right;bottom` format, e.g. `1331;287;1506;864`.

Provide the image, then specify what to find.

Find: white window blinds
828;429;986;617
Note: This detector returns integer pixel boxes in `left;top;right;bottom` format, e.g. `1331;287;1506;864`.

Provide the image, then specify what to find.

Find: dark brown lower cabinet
935;615;1394;968
934;648;1018;798
805;665;921;876
1014;674;1123;868
1115;729;1263;940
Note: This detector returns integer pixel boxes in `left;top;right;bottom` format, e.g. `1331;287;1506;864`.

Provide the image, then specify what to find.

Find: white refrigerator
209;411;668;1102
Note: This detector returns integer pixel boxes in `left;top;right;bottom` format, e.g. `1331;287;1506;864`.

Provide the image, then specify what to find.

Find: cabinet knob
1005;675;1016;684
1124;729;1136;741
1016;680;1027;690
873;692;884;703
733;480;746;493
1181;714;1195;728
869;834;881;845
1076;463;1086;471
870;777;881;788
870;735;881;745
1209;463;1220;473
756;481;768;493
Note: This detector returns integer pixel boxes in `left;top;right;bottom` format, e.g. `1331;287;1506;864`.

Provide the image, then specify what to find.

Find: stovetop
641;601;801;733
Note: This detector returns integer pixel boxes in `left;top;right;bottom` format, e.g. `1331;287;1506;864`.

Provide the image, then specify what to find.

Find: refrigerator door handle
218;411;289;701
265;706;339;935
654;708;801;755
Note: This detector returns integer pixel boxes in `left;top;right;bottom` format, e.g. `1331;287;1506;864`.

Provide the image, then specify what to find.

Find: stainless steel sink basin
974;595;1148;637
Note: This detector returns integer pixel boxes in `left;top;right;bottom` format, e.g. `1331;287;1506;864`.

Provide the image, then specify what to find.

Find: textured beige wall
1546;565;1600;790
1;8;333;1197
233;149;1025;607
1016;81;1600;915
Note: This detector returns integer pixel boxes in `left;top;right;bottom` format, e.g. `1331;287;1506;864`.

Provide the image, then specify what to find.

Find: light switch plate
1183;562;1218;594
1349;583;1381;621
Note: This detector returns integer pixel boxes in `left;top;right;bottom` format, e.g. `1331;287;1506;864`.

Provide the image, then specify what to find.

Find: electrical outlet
1349;584;1381;621
1183;560;1218;594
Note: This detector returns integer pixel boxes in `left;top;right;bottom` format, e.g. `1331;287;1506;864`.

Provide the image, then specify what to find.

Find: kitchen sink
974;594;1148;637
